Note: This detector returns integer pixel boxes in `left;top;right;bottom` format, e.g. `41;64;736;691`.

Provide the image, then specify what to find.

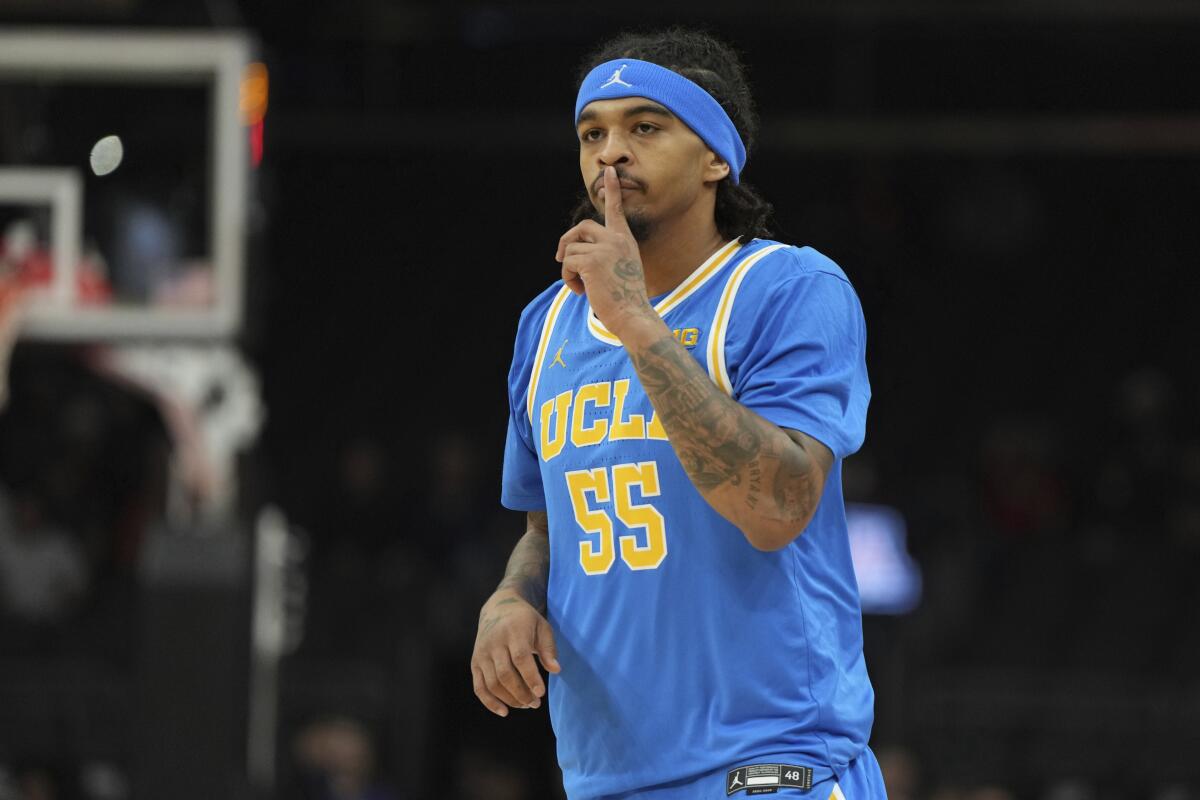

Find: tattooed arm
471;511;560;717
621;314;834;551
556;167;833;550
490;511;551;613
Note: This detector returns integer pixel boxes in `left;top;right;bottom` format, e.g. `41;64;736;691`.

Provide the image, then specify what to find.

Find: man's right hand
471;589;561;717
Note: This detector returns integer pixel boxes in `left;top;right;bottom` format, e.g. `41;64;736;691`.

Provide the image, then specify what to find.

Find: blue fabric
725;247;871;460
597;745;886;800
824;746;888;800
574;58;747;183
500;241;874;800
500;282;560;512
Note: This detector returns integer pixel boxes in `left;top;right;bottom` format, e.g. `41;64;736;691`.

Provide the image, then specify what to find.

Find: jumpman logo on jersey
550;339;568;368
599;65;632;89
729;771;744;791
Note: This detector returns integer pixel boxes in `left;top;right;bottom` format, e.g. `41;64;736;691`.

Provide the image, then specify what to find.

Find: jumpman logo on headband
599;65;632;89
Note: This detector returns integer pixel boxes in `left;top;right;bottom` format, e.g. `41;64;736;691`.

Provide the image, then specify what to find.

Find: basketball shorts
594;746;887;800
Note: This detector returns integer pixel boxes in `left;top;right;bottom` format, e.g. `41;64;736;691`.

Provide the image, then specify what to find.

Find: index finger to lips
603;166;631;233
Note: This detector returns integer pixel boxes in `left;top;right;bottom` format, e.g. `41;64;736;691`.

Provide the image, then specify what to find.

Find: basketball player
471;29;885;800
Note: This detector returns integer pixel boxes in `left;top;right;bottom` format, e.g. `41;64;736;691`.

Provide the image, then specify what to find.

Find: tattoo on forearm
757;433;820;525
745;457;763;509
629;334;819;528
479;516;551;636
494;513;551;612
630;335;761;488
772;441;817;524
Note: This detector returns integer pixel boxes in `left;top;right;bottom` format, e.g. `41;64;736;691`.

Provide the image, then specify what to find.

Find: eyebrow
577;103;676;126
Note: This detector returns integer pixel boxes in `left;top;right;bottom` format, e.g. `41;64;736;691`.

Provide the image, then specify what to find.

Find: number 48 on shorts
726;763;814;796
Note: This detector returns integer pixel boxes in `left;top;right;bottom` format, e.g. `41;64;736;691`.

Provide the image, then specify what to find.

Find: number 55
565;461;667;575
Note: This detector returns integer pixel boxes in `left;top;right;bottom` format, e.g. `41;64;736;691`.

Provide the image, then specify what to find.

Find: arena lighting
845;502;922;615
240;62;267;167
239;61;268;125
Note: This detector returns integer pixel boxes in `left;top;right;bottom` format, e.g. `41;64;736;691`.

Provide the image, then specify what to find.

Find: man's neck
638;217;729;298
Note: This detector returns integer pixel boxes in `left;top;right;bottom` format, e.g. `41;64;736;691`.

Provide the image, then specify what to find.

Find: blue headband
574;58;747;184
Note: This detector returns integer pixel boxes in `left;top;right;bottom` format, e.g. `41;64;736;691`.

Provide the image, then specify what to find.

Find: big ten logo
672;327;700;348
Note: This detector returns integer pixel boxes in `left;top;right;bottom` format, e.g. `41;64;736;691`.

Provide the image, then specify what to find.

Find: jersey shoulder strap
526;284;574;422
705;243;791;396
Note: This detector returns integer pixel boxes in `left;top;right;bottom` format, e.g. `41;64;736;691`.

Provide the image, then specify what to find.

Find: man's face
575;96;728;241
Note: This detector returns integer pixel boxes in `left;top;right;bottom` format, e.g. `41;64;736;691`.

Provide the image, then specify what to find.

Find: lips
593;172;642;195
595;180;641;195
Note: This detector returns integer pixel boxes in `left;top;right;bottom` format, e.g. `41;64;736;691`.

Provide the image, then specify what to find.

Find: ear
704;152;731;184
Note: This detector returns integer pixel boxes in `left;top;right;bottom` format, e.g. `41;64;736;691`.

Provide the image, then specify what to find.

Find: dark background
1;1;1198;799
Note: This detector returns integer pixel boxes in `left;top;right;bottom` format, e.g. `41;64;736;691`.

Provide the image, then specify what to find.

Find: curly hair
569;27;774;243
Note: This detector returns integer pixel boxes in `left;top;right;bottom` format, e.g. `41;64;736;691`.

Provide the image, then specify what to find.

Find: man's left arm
621;318;833;551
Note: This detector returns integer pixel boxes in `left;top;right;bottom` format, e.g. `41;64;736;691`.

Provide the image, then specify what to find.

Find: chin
626;212;654;243
592;206;653;242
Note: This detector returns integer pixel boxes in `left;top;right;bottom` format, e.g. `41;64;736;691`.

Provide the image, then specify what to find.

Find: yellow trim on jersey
527;286;574;422
707;244;789;395
586;239;743;346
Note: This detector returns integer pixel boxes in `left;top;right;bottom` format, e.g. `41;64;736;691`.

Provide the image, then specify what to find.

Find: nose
597;131;632;169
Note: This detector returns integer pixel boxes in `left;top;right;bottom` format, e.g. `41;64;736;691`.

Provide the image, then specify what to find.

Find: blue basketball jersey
501;238;874;800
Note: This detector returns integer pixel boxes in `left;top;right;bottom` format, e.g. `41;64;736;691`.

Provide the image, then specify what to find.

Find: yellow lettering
571;382;611;447
608;379;646;441
647;410;668;440
671;328;700;347
539;390;572;461
613;462;667;570
566;468;616;575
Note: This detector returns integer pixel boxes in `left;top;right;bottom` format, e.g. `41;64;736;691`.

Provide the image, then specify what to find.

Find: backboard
0;29;255;340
